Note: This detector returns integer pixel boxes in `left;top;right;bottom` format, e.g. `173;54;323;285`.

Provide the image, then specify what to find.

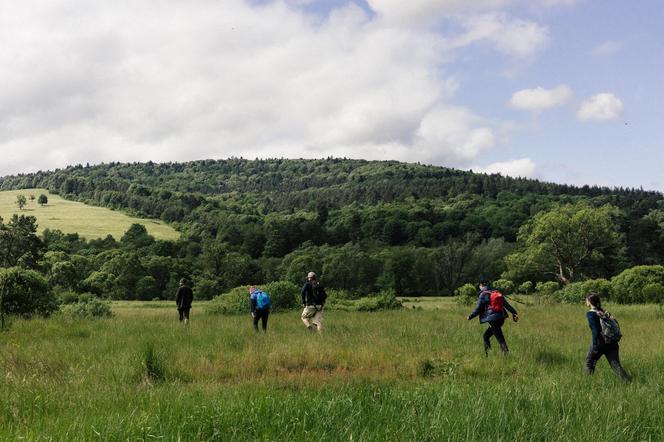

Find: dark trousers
586;343;630;381
178;308;190;321
253;308;269;331
483;319;509;353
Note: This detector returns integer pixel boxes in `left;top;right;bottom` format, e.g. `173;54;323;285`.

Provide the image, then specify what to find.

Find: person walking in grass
301;271;327;332
585;293;631;382
175;278;193;324
249;286;271;333
467;278;519;355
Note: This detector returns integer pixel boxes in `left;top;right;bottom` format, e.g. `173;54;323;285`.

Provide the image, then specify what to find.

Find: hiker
585;293;630;382
301;271;327;332
249;286;271;333
175;278;193;324
467;279;519;355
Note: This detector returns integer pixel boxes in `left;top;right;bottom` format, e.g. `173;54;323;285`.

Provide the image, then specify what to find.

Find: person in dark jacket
585;293;630;381
301;271;326;332
175;278;193;324
467;279;519;355
249;286;271;333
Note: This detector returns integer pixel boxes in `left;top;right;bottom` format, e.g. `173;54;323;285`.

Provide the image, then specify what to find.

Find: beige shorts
301;305;323;319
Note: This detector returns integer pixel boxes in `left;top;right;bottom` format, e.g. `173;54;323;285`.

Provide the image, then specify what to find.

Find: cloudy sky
1;0;662;190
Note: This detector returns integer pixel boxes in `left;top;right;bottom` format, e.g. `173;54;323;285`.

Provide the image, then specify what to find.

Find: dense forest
1;158;663;302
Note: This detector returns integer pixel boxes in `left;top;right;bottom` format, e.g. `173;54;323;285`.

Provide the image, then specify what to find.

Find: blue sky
0;0;661;191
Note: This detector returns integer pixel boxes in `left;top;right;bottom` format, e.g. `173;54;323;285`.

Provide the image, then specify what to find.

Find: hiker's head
248;286;257;294
307;271;317;281
586;293;602;309
180;278;188;287
478;278;490;290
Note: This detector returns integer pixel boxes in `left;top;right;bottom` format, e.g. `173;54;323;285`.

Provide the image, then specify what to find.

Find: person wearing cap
467;278;518;355
300;271;327;332
175;278;194;324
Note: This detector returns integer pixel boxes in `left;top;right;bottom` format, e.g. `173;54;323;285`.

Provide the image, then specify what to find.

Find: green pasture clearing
1;299;663;440
0;188;179;240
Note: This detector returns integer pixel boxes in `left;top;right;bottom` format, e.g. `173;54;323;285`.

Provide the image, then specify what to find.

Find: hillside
0;159;663;299
0;188;179;241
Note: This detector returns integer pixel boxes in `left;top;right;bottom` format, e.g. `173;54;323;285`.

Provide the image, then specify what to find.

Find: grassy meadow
1;299;663;441
0;189;180;240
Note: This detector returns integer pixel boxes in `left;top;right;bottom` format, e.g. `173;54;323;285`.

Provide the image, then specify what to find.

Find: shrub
261;281;300;311
327;289;402;312
207;281;300;315
60;297;113;319
558;279;612;304
493;279;515;295
206;286;247;315
535;281;560;295
0;267;57;318
518;281;533;294
642;283;664;304
611;265;664;304
454;283;476;306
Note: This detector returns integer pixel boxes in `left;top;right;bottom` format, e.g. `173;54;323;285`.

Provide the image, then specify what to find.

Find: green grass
0;188;179;240
1;300;663;440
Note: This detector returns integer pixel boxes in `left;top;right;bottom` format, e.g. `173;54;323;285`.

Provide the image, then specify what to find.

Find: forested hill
1;158;663;298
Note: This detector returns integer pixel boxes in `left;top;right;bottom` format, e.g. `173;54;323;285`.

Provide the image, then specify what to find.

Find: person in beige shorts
300;271;327;332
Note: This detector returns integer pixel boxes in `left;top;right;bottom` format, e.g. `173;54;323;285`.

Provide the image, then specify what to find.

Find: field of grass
0;188;180;241
1;299;663;440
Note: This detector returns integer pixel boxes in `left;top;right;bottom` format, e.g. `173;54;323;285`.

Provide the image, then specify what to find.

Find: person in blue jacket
585;293;630;381
467;279;519;355
249;286;271;333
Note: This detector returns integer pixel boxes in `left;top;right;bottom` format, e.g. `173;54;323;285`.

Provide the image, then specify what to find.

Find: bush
518;281;533;294
642;283;664;304
0;267;57;318
611;265;664;304
59;297;113;319
207;281;300;315
454;283;476;306
557;279;612;304
327;289;402;312
493;279;515;295
535;281;560;295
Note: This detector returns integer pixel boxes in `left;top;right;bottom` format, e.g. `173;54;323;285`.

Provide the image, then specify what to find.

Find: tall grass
0;300;663;440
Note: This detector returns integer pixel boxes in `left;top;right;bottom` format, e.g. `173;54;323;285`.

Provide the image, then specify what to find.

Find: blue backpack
256;291;271;309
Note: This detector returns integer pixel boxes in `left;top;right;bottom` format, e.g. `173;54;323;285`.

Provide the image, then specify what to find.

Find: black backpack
311;282;327;305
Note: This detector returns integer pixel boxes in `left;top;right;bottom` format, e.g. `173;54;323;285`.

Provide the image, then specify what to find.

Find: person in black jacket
467;279;518;355
585;293;630;381
300;272;326;332
175;278;193;324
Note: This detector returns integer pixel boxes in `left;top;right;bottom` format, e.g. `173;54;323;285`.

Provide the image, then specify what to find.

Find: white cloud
576;93;624;121
593;40;622;56
477;158;537;178
448;14;550;58
509;85;573;111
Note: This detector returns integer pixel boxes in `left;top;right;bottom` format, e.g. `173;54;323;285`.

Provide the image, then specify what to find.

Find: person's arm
587;311;602;350
250;294;257;314
467;294;486;320
504;298;518;316
301;284;308;306
175;287;182;306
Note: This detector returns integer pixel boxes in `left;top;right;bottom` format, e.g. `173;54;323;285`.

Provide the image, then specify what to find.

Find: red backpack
489;290;505;313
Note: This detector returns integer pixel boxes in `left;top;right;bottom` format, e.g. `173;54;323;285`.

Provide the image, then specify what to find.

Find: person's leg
490;320;509;353
313;308;323;332
302;306;316;330
261;309;269;332
178;309;184;322
253;311;260;331
183;308;190;325
605;344;631;382
585;346;602;375
483;326;494;353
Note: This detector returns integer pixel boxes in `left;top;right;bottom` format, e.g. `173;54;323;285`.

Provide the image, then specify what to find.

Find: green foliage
493;279;515;295
38;194;48;205
535;281;560;294
327;289;402;312
518;281;533;294
0;214;44;268
59;296;113;319
15;194;27;210
0;267;57;318
611;265;664;304
206;286;247;315
557;279;612;304
260;281;300;311
454;283;476;306
207;281;299;315
141;342;166;383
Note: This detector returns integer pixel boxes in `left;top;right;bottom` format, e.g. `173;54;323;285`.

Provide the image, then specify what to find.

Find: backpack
598;311;622;344
489;290;505;313
256;291;271;309
312;282;327;306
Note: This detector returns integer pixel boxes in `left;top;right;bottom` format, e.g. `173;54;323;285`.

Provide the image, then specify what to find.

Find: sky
0;0;662;190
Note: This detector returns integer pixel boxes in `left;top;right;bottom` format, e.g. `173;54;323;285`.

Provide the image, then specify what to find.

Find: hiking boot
307;324;317;332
